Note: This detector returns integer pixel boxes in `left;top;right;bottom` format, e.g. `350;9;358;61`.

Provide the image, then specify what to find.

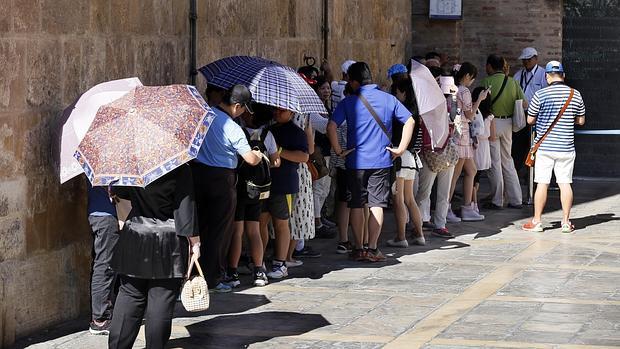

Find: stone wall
411;0;563;77
0;0;416;346
195;0;413;92
0;1;189;346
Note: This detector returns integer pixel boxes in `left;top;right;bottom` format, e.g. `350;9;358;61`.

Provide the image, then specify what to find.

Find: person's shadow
548;213;620;230
166;311;330;348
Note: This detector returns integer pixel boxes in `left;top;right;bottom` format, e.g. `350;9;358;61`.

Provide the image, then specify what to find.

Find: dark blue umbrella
199;56;327;115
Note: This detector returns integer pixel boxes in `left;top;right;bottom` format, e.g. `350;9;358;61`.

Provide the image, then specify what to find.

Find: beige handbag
513;99;526;132
180;253;210;312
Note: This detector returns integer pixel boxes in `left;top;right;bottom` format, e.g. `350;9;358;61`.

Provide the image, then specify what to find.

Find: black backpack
237;127;271;201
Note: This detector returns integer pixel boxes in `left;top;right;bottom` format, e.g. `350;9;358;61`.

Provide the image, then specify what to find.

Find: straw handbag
181;253;209;312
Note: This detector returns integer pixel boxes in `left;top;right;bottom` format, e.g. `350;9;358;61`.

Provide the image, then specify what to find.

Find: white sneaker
267;262;288;279
286;259;303;268
411;236;426;246
461;204;485;221
387;239;409;248
473;202;480;214
446;208;461;223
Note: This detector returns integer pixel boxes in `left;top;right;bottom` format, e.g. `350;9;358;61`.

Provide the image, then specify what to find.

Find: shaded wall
411;0;563;77
0;0;416;345
563;0;620;177
0;1;189;346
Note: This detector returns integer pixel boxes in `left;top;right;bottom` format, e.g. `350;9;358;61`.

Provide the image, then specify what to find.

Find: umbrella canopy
60;77;143;183
74;84;214;187
199;56;327;115
409;59;449;149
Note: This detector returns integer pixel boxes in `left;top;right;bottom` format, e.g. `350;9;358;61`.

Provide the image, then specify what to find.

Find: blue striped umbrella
198;56;327;115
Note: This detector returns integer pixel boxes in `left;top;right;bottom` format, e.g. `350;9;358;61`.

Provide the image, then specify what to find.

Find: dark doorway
563;0;620;177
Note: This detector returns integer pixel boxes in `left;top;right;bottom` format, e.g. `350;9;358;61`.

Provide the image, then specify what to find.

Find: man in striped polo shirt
522;61;586;233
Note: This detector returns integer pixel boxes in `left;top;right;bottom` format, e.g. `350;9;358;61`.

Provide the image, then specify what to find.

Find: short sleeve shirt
245;127;278;155
528;84;585;152
514;65;547;102
480;73;526;117
269;121;308;194
332;84;412;170
196;107;251;168
457;85;473;113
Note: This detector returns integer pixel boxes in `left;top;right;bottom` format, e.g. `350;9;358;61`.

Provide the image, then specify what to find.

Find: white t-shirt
245;127;278;155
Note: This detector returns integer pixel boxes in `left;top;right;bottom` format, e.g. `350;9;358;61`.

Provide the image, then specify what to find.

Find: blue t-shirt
332;84;412;169
529;84;585;152
196;106;251;168
269;121;308;195
87;184;116;217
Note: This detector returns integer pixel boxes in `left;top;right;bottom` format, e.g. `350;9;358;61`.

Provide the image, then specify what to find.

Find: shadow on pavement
548;213;620;230
174;293;270;317
166;311;329;348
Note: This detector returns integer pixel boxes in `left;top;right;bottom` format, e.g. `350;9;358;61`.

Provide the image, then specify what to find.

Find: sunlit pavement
14;179;620;348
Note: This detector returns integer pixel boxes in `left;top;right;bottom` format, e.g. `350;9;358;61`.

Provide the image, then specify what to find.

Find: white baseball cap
341;60;356;74
519;47;538;60
439;76;456;95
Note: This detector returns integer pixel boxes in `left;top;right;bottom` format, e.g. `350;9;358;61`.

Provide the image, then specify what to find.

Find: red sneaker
522;220;543;232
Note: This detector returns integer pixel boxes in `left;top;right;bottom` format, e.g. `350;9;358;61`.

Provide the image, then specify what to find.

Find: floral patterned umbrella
74;84;215;187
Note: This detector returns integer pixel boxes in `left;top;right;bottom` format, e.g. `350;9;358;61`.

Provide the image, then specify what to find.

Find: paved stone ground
11;179;620;349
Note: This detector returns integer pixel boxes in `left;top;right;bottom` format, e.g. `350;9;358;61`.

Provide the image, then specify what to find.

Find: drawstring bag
181;253;209;312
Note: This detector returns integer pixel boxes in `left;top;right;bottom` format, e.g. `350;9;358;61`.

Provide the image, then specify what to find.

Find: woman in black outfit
108;164;200;349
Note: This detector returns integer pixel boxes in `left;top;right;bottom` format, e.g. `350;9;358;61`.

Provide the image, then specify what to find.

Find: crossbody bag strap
358;94;391;142
531;88;574;152
491;75;509;106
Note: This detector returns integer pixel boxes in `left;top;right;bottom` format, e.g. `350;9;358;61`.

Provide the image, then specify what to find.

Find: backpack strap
259;127;270;143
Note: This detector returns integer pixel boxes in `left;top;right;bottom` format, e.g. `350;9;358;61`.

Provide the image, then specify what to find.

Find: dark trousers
512;125;531;173
88;214;119;321
108;275;182;349
192;163;237;287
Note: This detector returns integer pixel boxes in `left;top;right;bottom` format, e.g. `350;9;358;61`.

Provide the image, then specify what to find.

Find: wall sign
429;0;463;20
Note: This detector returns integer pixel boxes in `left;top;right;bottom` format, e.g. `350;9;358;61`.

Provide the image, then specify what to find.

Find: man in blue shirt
327;62;414;262
522;61;585;234
193;84;263;292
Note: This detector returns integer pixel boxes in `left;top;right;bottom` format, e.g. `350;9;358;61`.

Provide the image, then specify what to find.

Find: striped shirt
529;83;585;152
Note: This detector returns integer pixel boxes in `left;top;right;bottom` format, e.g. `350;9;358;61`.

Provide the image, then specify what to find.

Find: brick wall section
412;0;563;77
0;1;189;346
195;0;412;92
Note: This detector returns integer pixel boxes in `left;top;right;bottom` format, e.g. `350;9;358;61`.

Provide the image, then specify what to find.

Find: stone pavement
11;179;620;349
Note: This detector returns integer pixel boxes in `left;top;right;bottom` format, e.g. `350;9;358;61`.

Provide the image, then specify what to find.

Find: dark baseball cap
229;84;254;113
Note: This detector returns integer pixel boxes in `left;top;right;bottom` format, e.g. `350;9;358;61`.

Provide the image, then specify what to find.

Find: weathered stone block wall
0;1;189;346
411;0;563;76
1;1;416;345
195;0;413;91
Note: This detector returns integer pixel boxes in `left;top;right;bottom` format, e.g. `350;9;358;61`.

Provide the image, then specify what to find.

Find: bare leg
449;159;465;201
228;221;244;269
363;206;370;245
273;218;291;261
368;207;384;249
259;213;271;255
533;183;548;223
404;179;423;237
349;208;365;249
462;159;477;205
286;239;297;262
558;183;573;224
392;177;407;242
245;221;263;267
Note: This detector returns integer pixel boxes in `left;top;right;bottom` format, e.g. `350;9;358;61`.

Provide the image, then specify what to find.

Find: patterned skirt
290;162;315;240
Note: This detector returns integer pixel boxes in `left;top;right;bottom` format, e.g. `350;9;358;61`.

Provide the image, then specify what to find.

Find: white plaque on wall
429;0;463;20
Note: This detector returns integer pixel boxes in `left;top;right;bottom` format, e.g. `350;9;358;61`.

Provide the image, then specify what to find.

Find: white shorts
396;150;422;181
534;150;576;184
